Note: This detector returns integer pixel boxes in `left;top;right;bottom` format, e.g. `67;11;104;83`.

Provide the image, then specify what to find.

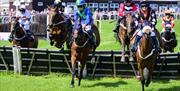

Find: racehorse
131;22;157;91
161;24;177;52
118;12;136;62
70;23;100;87
47;5;72;49
10;17;38;48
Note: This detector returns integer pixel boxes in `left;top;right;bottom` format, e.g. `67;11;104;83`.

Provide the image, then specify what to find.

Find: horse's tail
33;37;38;48
92;24;100;48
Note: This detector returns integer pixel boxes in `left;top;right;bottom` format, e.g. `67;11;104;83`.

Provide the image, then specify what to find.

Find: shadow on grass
84;80;127;88
152;79;171;84
158;86;180;91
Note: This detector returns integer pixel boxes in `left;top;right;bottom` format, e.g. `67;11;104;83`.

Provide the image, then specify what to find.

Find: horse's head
125;11;135;36
10;17;20;31
47;5;69;48
142;21;152;39
164;24;172;40
73;26;88;47
10;17;25;38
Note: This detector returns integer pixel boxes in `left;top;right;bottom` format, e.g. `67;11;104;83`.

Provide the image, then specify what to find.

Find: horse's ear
47;5;50;10
54;6;58;11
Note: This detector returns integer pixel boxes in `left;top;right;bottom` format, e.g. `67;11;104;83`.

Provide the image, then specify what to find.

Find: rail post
0;52;8;71
12;46;22;74
112;50;116;78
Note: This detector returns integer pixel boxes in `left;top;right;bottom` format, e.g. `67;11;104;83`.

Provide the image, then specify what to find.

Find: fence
0;46;179;79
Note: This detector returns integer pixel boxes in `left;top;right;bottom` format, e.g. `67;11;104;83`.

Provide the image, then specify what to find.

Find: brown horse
131;23;157;91
118;12;136;62
161;25;177;53
47;6;72;49
10;17;38;48
70;24;100;87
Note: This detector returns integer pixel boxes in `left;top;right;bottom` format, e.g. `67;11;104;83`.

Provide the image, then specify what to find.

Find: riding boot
151;36;161;53
26;30;34;40
171;32;177;46
8;32;14;42
160;32;164;37
112;16;123;32
131;35;141;52
86;30;95;46
49;35;54;46
113;25;120;33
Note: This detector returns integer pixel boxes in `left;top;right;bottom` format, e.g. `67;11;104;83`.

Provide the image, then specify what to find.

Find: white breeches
137;29;156;37
18;19;31;30
161;28;175;33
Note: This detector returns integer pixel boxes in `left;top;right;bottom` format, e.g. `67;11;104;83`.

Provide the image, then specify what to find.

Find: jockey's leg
131;30;142;52
151;32;161;53
24;20;34;40
8;30;15;42
171;29;176;40
26;30;34;40
171;29;177;45
113;16;123;32
85;25;95;46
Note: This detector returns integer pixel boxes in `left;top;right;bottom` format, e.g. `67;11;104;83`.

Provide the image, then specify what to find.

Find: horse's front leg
120;38;126;62
139;64;145;91
70;55;76;88
78;60;86;86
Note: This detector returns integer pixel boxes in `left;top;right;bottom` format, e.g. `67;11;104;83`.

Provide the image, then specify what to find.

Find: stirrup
8;38;13;42
113;29;117;32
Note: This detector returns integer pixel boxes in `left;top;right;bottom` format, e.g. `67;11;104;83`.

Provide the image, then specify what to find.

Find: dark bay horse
161;25;177;52
132;23;157;91
47;6;72;49
118;12;136;62
10;17;38;48
70;24;100;87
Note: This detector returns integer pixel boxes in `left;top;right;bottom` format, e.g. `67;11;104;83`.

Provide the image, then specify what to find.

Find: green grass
0;72;180;91
0;20;180;51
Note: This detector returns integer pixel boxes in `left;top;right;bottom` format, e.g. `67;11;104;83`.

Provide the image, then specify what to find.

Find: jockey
54;0;65;12
161;10;177;42
131;1;160;53
113;0;137;32
74;0;95;45
8;4;33;42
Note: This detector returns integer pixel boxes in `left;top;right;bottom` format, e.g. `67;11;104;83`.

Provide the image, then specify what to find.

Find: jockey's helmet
125;0;132;3
76;0;86;12
54;0;61;3
20;4;26;9
140;1;149;8
19;4;26;13
165;10;172;16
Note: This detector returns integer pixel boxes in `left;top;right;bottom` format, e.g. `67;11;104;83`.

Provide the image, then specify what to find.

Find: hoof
50;41;54;46
136;76;141;80
121;59;125;62
129;57;134;62
70;84;74;88
121;56;126;62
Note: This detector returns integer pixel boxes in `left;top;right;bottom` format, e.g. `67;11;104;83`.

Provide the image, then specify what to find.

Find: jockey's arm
132;3;138;13
84;9;92;29
134;13;139;28
74;11;81;30
151;10;157;27
162;18;166;28
171;18;175;28
21;16;30;21
118;3;125;17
